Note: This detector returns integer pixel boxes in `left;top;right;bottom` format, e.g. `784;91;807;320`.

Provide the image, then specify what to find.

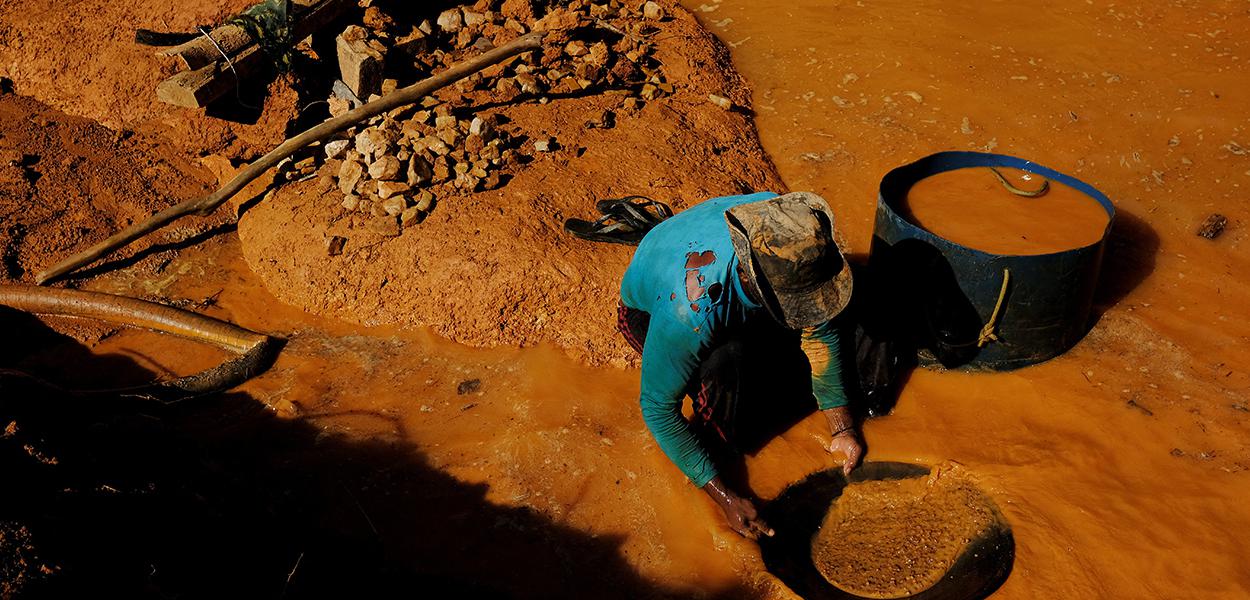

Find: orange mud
901;167;1110;255
811;473;1000;599
1;0;1249;598
693;0;1250;598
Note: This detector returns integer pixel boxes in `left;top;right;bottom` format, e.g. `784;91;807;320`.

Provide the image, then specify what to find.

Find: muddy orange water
37;1;1250;598
901;167;1110;255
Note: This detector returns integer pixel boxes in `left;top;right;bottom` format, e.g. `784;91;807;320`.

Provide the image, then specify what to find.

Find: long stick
37;31;547;285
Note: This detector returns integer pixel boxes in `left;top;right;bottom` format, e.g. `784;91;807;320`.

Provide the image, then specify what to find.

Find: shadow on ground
0;311;746;599
1091;209;1159;322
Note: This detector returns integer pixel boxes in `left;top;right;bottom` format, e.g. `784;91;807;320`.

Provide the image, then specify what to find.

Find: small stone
587;42;610;67
469;115;496;139
336;26;384;98
338;160;364;195
367;216;401;237
327;96;352;117
534;137;554;152
355;128;394;158
381;78;399;95
504;18;527;34
482;171;503;190
293;157;317;172
341;193;361;211
327;236;347;256
434;115;458;130
381;195;408;215
564;40;589;57
1197;214;1228;239
415;190;435;211
400;206;423;226
640;83;659;100
708;94;733;110
407;155;433;185
464;134;485;154
622;97;642;111
437;9;464;32
427;137;452;156
463;10;486;26
325;139;351;159
377;180;411;199
514;73;543;94
394;27;430;56
480;142;502;163
432;156;452;181
643;1;664;19
369;155;402;180
438;128;461;147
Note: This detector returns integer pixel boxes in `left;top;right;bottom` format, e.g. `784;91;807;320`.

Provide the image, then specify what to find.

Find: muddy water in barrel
901;167;1110;255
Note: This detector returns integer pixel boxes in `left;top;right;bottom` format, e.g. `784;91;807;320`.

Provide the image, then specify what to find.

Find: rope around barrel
977;268;1011;348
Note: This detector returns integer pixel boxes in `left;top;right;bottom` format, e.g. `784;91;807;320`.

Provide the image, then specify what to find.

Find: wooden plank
155;44;266;108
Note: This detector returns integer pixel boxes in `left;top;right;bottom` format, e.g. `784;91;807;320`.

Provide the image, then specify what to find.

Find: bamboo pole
37;31;548;285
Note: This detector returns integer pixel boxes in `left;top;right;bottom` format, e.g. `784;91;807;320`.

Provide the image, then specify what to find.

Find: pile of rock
335;0;673;105
313;0;680;236
323;98;522;233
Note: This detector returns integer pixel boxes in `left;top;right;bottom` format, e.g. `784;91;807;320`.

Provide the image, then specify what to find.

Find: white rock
708;94;733;110
381;196;407;216
324;139;351;160
338;160;364;195
437;9;464;32
369;155;402;180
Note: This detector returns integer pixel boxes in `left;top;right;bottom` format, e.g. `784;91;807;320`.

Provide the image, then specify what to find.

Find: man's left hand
822;406;863;475
827;431;863;476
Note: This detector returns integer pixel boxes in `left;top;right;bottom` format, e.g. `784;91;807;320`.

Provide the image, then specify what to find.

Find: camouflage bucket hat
724;192;854;328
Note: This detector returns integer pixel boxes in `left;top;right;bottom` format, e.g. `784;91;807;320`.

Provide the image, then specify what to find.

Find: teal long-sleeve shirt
620;193;849;487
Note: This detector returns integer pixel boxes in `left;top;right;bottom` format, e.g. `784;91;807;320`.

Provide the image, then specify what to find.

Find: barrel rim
877;151;1115;260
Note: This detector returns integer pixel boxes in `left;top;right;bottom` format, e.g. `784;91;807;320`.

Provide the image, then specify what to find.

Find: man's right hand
703;476;774;540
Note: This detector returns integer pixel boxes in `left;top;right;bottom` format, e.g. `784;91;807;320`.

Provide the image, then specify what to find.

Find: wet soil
697;1;1250;597
0;0;1249;598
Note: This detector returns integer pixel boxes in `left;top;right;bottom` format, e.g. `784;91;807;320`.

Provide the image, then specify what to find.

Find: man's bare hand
823;406;863;476
703;476;774;540
827;430;864;476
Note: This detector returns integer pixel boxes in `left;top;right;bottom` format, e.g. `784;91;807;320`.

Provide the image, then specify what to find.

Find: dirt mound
0;92;222;284
0;0;296;157
236;1;785;366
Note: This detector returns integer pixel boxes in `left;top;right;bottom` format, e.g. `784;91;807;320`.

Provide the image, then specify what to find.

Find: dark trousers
617;302;813;453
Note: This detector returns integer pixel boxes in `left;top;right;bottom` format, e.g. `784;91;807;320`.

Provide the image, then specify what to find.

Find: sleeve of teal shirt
801;319;849;410
638;312;718;487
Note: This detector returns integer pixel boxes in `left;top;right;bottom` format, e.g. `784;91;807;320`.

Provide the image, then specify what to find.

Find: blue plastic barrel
868;152;1115;371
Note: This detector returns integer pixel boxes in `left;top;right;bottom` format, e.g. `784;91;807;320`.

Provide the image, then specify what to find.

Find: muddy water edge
5;2;1249;598
684;0;1250;598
